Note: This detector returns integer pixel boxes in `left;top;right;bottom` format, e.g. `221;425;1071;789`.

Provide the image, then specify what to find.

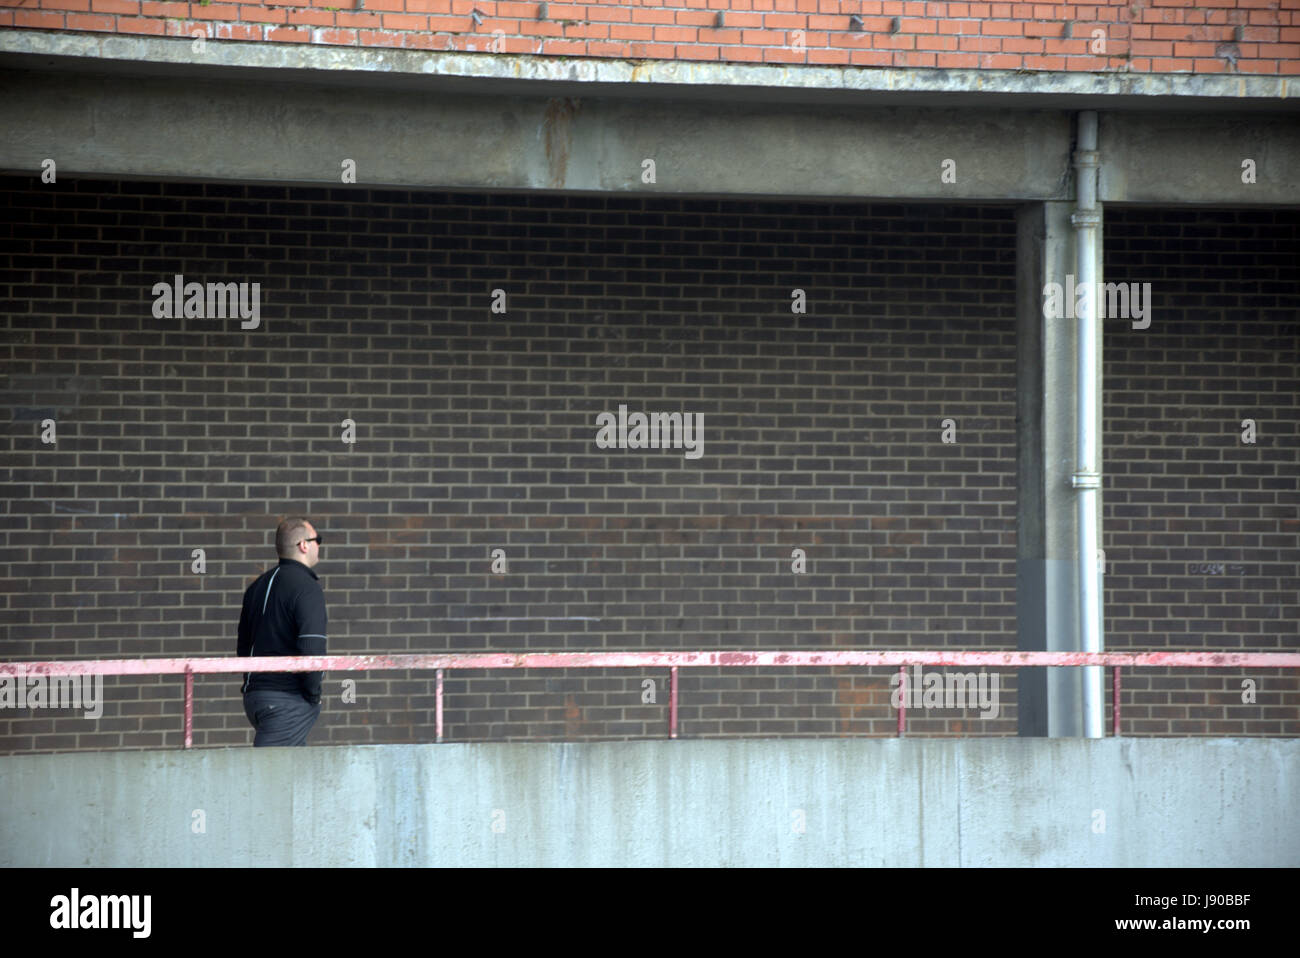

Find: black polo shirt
237;557;328;702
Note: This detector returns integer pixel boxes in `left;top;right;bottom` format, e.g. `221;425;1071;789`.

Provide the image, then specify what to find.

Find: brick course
5;1;1300;73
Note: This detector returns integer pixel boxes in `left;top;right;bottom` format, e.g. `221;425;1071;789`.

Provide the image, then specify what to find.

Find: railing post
436;668;444;743
1112;665;1121;737
669;666;678;739
897;665;906;736
183;666;194;750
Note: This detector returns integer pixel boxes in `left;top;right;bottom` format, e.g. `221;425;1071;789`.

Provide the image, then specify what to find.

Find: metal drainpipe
1071;111;1104;738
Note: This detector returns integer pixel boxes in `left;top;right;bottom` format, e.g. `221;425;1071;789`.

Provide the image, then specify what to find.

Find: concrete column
1016;202;1104;736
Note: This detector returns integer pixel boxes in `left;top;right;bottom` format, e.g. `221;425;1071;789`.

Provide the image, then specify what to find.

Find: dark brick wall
1101;207;1300;734
0;178;1294;752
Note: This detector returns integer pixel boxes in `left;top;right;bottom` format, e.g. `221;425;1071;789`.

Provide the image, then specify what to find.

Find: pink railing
2;650;1297;748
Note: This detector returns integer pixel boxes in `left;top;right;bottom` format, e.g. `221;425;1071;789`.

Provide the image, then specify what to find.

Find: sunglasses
301;535;322;546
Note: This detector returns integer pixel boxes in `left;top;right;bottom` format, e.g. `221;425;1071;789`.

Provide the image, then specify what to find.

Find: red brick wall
3;1;1297;74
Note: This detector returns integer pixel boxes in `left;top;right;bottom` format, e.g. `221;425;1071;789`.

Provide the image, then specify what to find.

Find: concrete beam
0;67;1074;200
1100;111;1300;206
4;45;1297;203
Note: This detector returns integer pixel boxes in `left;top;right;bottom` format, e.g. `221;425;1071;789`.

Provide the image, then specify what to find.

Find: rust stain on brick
686;516;721;529
889;531;923;545
563;692;591;737
835;675;888;734
367;530;416;552
720;516;756;530
832;630;884;732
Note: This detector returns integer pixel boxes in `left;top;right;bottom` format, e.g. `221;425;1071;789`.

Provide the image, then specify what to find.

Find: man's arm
237;583;254;657
294;584;328;705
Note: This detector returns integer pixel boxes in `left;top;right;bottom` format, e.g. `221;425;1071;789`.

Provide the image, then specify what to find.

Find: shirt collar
278;556;319;580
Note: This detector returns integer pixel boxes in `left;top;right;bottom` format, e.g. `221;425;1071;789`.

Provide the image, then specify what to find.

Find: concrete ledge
1;738;1295;866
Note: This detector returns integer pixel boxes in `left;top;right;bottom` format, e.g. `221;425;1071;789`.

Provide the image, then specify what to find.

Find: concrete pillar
1016;202;1104;736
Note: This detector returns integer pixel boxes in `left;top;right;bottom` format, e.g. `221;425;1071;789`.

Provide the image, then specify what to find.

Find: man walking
237;516;328;746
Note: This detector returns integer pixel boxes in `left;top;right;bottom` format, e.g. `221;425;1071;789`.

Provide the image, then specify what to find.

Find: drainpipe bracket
1070;211;1102;228
1071;472;1101;490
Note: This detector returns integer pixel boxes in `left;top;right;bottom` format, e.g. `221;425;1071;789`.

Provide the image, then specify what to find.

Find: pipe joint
1071;472;1101;490
1070;211;1102;228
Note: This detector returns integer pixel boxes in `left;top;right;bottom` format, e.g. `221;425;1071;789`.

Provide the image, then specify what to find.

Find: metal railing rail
2;650;1297;748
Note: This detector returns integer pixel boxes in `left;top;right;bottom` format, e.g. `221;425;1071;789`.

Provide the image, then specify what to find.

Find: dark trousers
243;689;321;746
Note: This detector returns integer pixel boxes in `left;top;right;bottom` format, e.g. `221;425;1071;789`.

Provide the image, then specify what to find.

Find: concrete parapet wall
1;738;1295;867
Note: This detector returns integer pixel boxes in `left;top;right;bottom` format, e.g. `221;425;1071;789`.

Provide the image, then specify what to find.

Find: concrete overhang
2;30;1299;113
2;31;1298;204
